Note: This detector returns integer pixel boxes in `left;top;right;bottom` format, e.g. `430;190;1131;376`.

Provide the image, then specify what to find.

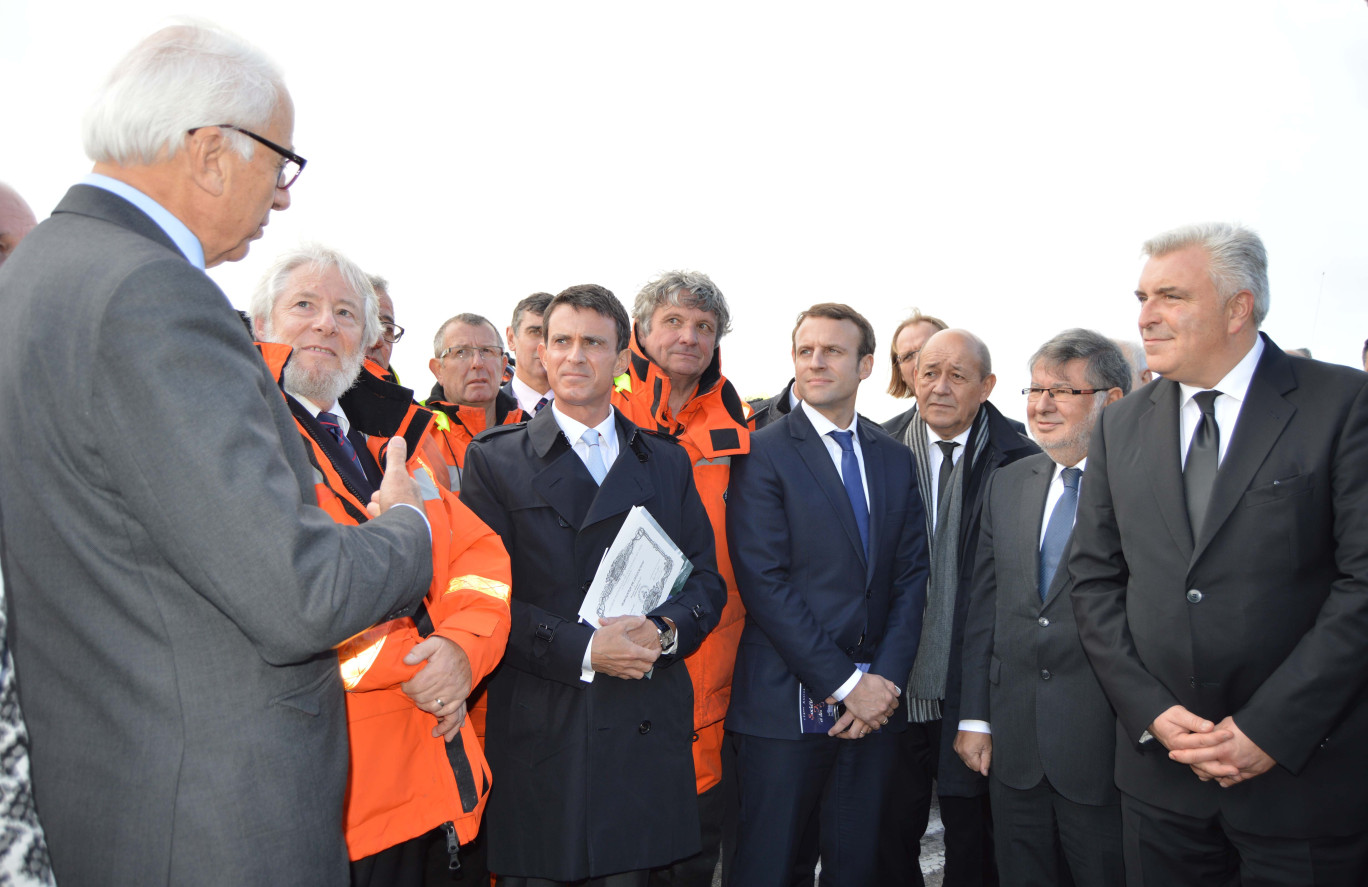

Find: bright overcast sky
3;1;1366;422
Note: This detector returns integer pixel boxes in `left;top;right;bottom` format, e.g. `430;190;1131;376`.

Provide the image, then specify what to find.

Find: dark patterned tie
829;430;870;556
936;440;960;507
1183;390;1222;539
317;411;366;477
534;396;549;415
1039;466;1082;601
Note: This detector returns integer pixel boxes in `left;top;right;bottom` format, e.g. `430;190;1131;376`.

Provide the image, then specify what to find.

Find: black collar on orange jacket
622;324;749;454
426;382;521;429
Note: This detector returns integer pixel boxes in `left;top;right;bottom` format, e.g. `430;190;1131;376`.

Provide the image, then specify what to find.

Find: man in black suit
880;329;1039;887
956;329;1130;886
460;285;726;886
1070;223;1368;885
725;303;928;887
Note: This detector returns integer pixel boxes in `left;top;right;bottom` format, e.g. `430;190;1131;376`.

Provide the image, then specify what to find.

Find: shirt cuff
393;502;432;540
958;720;991;735
580;630;596;683
830;669;863;703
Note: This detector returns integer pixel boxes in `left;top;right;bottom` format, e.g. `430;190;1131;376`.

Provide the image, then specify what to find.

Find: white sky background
2;1;1366;423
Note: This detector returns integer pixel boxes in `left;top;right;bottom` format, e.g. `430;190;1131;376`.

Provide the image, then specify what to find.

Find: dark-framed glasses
380;322;405;344
438;345;505;364
1022;386;1104;402
188;124;308;189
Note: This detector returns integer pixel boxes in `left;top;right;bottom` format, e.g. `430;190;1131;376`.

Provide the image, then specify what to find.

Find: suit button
1186;589;1203;603
639;721;652;734
1038;617;1050;627
865;590;873;599
1040;669;1052;681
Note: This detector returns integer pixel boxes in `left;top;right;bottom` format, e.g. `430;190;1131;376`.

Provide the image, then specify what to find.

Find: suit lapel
1013;457;1058;609
791;407;867;567
858;419;883;585
581;419;655;529
1190;345;1296;566
529;408;595;530
1144;381;1196;557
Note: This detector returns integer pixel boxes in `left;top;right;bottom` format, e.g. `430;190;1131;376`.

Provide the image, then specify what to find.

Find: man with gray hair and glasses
0;24;433;886
1071;223;1368;885
956;329;1130;886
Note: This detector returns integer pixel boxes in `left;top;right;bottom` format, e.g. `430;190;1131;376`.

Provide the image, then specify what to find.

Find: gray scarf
903;406;989;722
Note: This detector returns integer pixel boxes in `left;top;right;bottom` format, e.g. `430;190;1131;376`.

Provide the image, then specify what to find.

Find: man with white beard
251;244;512;886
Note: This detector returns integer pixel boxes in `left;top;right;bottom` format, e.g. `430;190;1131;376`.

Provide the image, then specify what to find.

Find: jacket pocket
1241;472;1311;507
269;667;336;717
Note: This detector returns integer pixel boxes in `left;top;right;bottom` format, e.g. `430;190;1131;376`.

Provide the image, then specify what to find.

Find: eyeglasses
188;124;308;190
380;322;405;344
1022;386;1105;402
438;345;504;364
895;350;920;366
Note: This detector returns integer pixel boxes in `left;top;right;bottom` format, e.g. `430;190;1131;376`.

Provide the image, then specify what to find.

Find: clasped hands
826;673;900;740
1150;704;1276;787
591;615;663;679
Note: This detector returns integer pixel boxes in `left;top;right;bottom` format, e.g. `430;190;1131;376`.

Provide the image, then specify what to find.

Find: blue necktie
829;430;870;557
1038;466;1082;601
317;410;366;477
581;429;608;484
534;396;549;415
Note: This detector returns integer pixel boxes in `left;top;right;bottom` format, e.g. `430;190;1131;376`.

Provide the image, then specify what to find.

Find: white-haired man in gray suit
0;23;433;887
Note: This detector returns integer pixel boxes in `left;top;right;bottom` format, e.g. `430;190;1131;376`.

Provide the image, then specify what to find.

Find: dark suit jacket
724;405;928;739
460;408;726;880
745;378;796;430
1069;335;1368;837
919;401;1041;797
960;453;1118;806
0;185;432;886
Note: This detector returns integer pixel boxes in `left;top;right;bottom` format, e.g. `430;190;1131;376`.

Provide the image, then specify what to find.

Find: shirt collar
925;421;972;452
288;392;349;436
82;173;206;269
511;373;551;411
550;402;615;447
1051;455;1087;481
1177;335;1264;409
801;399;856;437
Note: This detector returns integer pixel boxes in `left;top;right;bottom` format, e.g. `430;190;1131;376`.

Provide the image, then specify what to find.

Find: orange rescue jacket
612;327;750;792
258;343;512;859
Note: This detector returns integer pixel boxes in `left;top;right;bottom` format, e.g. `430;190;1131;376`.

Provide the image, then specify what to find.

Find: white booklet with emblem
578;505;693;623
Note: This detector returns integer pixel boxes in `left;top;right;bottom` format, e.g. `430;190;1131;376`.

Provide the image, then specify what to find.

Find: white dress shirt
1177;335;1263;469
510;374;553;415
800;400;868;704
925;424;973;529
549;404;621;682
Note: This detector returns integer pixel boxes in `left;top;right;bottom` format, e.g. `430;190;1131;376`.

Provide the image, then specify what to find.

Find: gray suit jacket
959;453;1117;806
0;184;433;886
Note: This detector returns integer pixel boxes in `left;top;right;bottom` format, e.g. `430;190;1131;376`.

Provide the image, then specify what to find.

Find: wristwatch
647;615;678;655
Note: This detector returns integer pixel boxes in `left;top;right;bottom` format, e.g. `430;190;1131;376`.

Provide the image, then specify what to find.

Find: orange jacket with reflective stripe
259;344;512;859
612;328;750;792
423;384;525;496
423;385;525;745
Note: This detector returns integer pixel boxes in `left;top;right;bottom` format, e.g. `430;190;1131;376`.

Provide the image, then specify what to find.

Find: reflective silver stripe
694;456;731;467
448;465;462;492
414;467;442;501
312;466;325;486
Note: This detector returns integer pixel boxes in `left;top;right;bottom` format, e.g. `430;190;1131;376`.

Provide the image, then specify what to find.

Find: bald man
0;182;37;269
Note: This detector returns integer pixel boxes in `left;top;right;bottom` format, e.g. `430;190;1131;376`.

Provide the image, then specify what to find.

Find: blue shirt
82;173;206;270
